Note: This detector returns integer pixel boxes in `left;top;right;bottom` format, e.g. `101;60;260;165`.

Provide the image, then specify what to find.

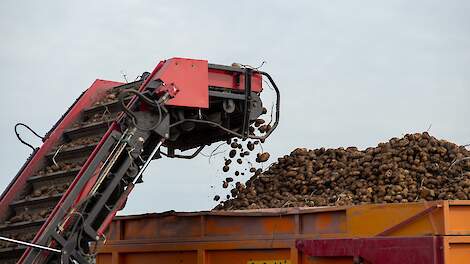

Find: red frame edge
296;236;445;264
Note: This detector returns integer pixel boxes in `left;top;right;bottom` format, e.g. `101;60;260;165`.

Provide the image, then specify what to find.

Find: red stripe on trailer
296;236;445;264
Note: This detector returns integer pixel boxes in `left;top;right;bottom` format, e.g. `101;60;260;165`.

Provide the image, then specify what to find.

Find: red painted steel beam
296;236;444;264
139;58;263;109
0;79;123;218
15;80;123;264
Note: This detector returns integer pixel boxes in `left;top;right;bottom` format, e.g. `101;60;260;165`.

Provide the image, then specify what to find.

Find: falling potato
254;119;265;127
229;150;237;158
256;152;270;163
258;125;268;133
247;142;255;151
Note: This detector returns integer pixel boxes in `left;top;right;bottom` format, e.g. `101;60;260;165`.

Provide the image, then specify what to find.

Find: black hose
14;123;44;151
258;71;281;139
119;89;163;131
121;89;160;107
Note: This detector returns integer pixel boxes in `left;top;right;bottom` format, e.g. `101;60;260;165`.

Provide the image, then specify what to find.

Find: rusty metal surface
97;200;470;264
115;205;350;219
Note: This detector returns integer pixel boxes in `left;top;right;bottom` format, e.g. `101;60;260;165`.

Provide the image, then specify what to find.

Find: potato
256;152;270;163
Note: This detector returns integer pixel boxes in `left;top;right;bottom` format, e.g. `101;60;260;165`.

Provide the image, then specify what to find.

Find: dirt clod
256;152;270;163
247;142;255;151
229;150;237;158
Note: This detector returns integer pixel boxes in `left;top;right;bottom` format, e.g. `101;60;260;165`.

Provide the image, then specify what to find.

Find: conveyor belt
0;80;142;264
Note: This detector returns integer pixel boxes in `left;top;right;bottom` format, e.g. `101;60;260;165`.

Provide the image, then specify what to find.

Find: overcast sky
0;1;469;215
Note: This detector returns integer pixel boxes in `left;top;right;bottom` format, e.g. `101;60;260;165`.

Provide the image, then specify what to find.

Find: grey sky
0;1;469;214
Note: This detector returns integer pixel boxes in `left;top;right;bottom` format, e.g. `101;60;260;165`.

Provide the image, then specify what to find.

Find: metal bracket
242;68;252;139
376;204;440;236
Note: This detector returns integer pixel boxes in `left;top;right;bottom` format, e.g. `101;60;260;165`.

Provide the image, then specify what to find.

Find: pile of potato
59;135;102;150
36;161;83;175
93;88;121;106
216;132;470;210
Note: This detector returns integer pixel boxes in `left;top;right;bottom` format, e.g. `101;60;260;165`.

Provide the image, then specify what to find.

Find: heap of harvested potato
94;88;121;106
58;135;102;150
36;161;83;175
215;132;470;210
